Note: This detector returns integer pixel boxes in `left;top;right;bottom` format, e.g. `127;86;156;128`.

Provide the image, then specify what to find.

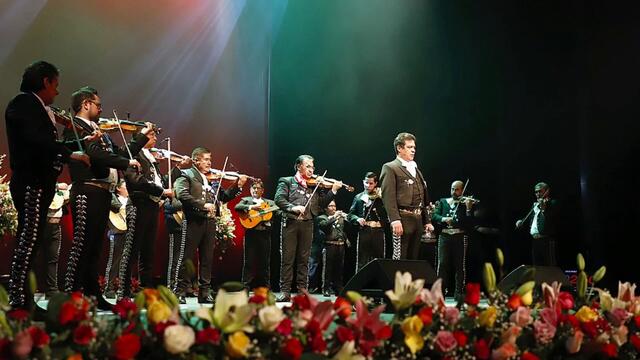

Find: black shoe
276;293;291;302
322;290;332;297
96;295;113;311
198;294;214;304
178;295;187;304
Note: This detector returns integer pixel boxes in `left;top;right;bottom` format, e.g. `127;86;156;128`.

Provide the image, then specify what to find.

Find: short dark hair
364;171;378;183
251;180;264;189
393;132;416;154
191;147;211;160
534;182;550;191
71;86;98;112
294;154;314;172
20;61;59;93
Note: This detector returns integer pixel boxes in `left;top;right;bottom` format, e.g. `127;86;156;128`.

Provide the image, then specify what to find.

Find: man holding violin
235;180;276;290
432;180;476;299
62;86;151;309
173;147;246;304
274;154;342;302
516;182;558;266
348;171;387;270
380;132;434;260
4;61;90;307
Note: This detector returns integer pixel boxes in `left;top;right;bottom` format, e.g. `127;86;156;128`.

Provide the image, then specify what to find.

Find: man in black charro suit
274;155;341;302
173;147;246;304
63;86;151;309
348;171;387;270
516;182;558;266
380;132;434;260
4;61;90;308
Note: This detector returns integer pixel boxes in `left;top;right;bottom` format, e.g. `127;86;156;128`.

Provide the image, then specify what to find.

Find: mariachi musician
104;180;130;298
62;86;151;309
235;180;277;290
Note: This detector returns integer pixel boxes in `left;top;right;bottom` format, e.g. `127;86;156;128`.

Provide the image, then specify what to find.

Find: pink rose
434;330;457;353
491;343;517;360
565;330;584;354
443;307;460;326
501;325;522;345
11;330;33;358
539;307;558;326
533;320;557;344
509;307;533;327
608;308;630;327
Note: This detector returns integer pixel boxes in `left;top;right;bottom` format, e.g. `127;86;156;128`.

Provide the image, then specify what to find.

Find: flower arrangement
215;202;236;256
1;251;640;359
0;154;18;237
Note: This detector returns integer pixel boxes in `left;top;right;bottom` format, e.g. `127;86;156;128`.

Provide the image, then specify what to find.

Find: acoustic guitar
238;202;279;229
108;206;127;232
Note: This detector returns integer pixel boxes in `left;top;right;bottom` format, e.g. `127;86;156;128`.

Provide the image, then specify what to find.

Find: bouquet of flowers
215;202;236;256
0;154;18;237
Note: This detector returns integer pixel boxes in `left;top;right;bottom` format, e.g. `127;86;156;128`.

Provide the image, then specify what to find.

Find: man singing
380;132;434;260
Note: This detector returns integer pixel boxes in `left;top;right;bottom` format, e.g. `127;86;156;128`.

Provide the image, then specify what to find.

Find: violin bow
519;187;550;225
297;170;327;220
66;107;85;152
112;110;135;161
211;156;229;209
450;178;470;216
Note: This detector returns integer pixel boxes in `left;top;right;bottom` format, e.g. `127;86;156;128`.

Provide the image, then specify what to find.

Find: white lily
213;289;254;333
385;271;425;311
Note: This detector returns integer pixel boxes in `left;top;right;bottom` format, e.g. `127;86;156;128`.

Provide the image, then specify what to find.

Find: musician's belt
84;181;116;192
399;207;422;216
442;228;465;235
47;217;62;224
325;240;346;246
364;221;382;228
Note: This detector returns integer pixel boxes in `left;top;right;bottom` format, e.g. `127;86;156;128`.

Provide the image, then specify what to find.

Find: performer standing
274;155;341;302
348;172;387;270
235;180;276;290
63;86;149;309
119;130;175;298
317;200;348;297
173;147;246;304
516;182;558;266
103;180;130;298
40;182;70;297
380;132;434;260
432;180;476;299
5;61;89;307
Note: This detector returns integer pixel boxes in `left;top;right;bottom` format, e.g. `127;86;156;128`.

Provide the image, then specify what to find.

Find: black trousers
242;228;271;289
437;233;468;298
41;220;62;295
104;231;125;296
308;244;323;292
419;239;438;272
279;218;313;294
64;184;111;297
394;213;424;260
323;243;345;295
175;217;216;297
9;178;56;306
120;198;160;295
531;236;557;266
167;223;186;291
356;227;385;270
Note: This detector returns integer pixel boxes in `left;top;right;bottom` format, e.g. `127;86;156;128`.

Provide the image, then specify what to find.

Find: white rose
163;325;195;354
258;305;285;332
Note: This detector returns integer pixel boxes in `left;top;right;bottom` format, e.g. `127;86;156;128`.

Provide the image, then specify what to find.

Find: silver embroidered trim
171;219;188;293
116;204;137;298
64;194;88;292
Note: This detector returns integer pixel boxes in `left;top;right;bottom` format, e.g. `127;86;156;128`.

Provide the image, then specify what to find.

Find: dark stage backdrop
0;0;275;288
2;1;639;292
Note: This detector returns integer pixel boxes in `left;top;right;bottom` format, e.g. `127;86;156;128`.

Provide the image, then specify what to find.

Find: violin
206;168;260;182
454;196;480;204
50;106;94;134
149;148;190;162
306;175;355;192
98;118;162;134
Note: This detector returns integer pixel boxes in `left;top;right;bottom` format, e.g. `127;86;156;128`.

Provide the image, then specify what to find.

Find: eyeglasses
87;100;102;109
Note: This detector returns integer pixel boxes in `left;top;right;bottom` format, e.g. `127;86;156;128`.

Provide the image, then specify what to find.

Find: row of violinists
4;61;557;309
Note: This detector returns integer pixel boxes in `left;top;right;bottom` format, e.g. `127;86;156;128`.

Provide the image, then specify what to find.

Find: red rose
453;331;468;347
474;339;490;360
196;328;221;345
113;333;141;360
306;319;321;337
73;325;96;346
333;297;352;319
249;294;266;304
113;298;137;319
276;318;293;336
581;321;598;339
309;333;326;353
0;338;11;358
521;352;541;360
27;326;50;348
292;294;311;310
601;343;617;358
559;314;580;329
280;338;303;360
377;325;392;340
8;309;30;321
630;334;640;351
336;326;355;343
59;302;77;325
465;283;481;306
634;315;640;328
417;306;433;326
557;292;575;310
